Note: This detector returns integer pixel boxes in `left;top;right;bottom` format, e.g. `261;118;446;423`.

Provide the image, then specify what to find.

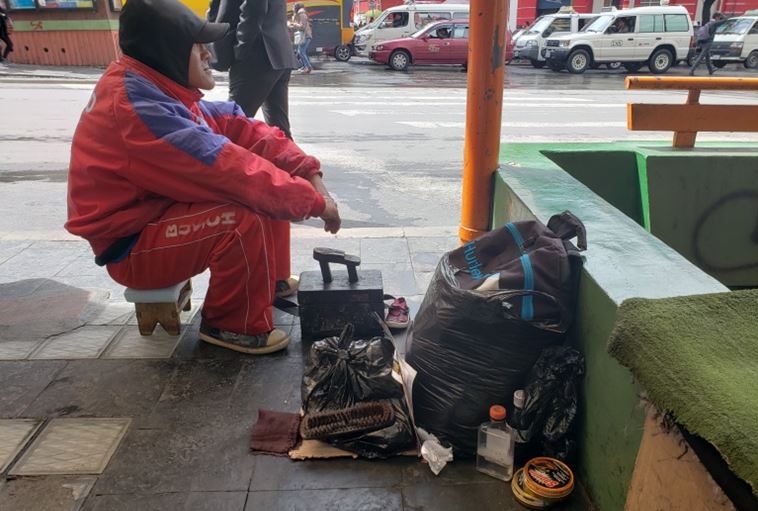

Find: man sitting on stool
65;0;341;355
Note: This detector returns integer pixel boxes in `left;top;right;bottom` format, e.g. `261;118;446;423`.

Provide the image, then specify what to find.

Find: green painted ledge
494;141;728;511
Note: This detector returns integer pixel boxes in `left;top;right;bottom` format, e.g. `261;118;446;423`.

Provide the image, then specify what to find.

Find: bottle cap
489;405;506;421
514;390;525;408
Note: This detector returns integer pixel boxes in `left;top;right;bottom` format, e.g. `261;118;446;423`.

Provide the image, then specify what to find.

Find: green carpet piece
608;289;758;496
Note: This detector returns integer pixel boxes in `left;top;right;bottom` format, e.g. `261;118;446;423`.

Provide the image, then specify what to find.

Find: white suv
711;16;758;69
512;12;598;68
543;6;694;74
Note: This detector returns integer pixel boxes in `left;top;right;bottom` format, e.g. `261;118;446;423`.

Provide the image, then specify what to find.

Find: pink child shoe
385;297;410;329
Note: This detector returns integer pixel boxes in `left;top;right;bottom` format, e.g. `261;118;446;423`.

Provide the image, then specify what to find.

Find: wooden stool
124;280;192;336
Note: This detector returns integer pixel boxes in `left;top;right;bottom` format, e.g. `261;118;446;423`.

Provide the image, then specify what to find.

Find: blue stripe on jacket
124;71;228;166
198;100;248;121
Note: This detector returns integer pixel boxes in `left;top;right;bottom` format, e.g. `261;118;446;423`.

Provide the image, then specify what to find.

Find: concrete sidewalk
0;223;592;510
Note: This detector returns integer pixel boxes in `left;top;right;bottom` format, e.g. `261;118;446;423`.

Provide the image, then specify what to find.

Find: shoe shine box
298;248;384;340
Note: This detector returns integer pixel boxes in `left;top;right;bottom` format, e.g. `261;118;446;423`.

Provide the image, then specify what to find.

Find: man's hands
309;174;341;234
321;197;341;234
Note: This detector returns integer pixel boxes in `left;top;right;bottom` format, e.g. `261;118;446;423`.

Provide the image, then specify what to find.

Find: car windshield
367;12;388;30
584;15;614;33
411;25;434;38
527;17;551;33
717;18;754;35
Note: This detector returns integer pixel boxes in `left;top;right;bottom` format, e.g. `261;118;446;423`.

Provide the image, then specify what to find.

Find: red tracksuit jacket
66;55;325;258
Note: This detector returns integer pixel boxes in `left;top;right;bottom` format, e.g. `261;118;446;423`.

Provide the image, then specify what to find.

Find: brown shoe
275;276;299;298
199;321;290;354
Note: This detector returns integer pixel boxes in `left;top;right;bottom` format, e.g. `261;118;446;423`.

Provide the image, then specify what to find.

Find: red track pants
107;202;291;335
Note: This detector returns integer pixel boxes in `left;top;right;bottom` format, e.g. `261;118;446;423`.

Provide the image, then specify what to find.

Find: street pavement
1;56;756;510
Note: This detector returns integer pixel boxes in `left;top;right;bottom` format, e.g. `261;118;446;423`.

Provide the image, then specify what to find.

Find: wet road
1;58;757;232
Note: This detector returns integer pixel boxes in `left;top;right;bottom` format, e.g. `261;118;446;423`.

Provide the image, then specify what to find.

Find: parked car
512;11;598;68
369;19;469;70
353;3;470;57
543;6;694;74
369;19;513;71
710;15;758;69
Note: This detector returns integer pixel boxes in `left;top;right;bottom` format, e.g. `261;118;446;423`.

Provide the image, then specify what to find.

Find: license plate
711;54;720;59
544;50;553;57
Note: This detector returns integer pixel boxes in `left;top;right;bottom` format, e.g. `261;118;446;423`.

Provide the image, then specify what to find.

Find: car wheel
566;49;590;74
530;59;546;69
547;60;564;72
624;62;643;73
649;48;673;74
744;51;758;69
334;45;351;62
607;61;622;70
389;50;410;71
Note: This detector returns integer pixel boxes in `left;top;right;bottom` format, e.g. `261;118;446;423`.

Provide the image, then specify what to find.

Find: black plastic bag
512;345;585;463
301;324;415;459
406;214;586;457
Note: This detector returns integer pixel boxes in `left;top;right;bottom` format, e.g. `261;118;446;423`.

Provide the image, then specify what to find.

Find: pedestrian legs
297;37;313;70
229;52;292;138
689;41;714;75
0;25;12;60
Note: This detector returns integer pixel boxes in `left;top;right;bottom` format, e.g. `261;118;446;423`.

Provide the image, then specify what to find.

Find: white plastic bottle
476;404;515;482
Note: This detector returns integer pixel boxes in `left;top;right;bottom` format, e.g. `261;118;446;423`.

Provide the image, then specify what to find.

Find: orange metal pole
459;0;508;244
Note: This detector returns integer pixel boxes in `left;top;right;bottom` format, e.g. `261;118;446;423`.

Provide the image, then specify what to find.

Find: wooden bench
625;76;758;148
124;279;192;336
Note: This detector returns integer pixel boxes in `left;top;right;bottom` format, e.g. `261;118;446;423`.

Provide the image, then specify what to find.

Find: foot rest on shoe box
124;279;192;336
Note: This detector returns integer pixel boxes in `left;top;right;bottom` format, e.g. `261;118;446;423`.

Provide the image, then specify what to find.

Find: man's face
187;44;215;90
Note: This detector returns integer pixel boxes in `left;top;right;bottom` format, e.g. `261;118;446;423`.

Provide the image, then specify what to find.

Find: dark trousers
689;41;714;74
0;24;12;59
229;51;293;139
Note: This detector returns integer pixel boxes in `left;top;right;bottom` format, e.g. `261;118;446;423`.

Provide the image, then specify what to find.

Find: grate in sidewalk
9;418;130;475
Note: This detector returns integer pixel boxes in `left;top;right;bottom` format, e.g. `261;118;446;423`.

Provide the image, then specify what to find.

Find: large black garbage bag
302;324;415;459
512;346;585;463
406;212;586;457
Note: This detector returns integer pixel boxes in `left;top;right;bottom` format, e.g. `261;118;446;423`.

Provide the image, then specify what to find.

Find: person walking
689;12;727;75
66;0;341;355
289;3;313;74
210;0;298;139
0;0;14;62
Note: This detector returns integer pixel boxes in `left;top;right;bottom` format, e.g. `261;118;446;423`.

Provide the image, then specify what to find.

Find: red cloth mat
250;409;302;456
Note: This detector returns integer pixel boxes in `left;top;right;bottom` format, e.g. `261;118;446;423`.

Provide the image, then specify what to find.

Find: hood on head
119;0;229;87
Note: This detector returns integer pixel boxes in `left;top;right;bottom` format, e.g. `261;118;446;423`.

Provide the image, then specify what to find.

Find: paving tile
414;271;435;295
0;243;85;279
407;236;459;254
0;419;42;472
246;488;403;511
22;360;172;420
56;254;109;277
0;475;96;511
0;360;66;418
30;326;121;360
83;491;247;511
402;459;499;487
54;275;127;303
10;417;130;475
92;420;255;494
248;455;406;491
103;326;182;359
83;301;134;326
401;481;517;511
82;492;187;511
0;240;32;265
144;359;249;428
359;266;417;297
0;338;45;360
411;251;444;273
360;238;411;264
0;277;46;298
